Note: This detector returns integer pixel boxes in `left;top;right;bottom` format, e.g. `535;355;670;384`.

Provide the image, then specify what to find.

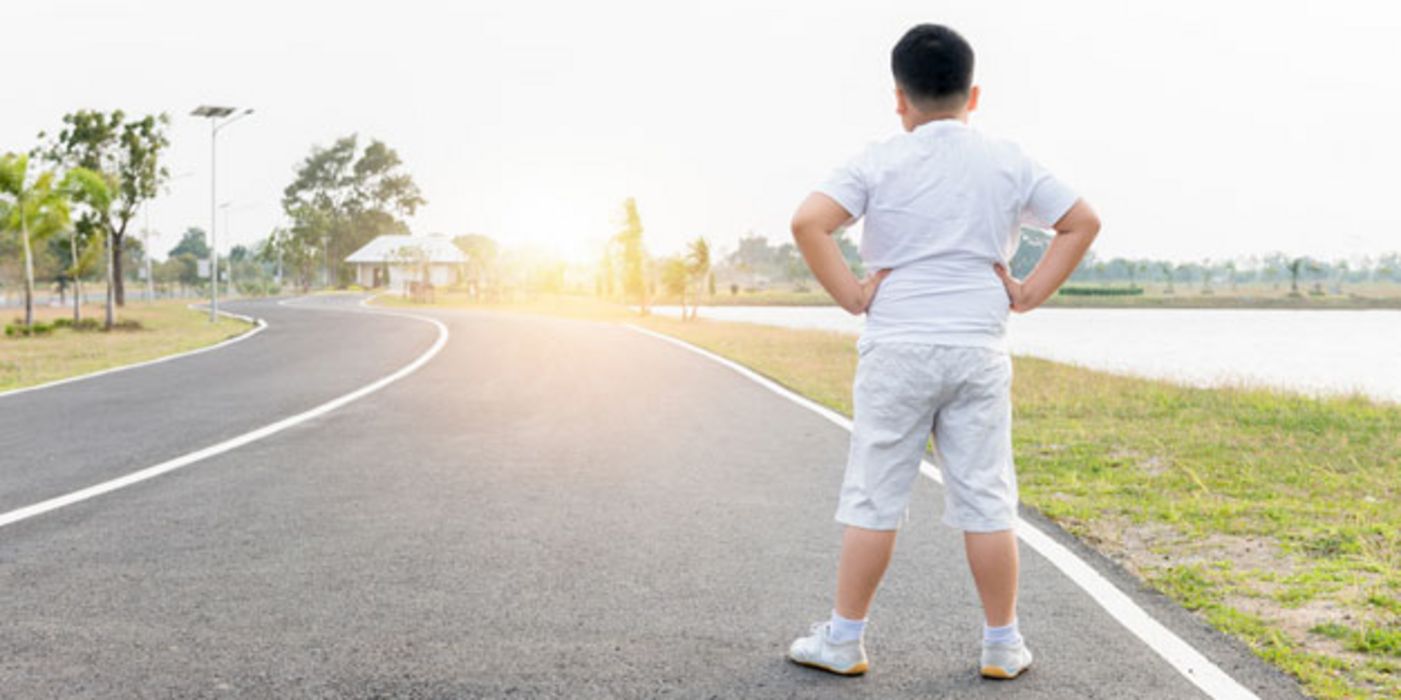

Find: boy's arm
791;193;890;315
994;199;1101;312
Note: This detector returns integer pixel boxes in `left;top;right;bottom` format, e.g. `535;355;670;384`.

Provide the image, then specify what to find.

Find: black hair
891;24;975;108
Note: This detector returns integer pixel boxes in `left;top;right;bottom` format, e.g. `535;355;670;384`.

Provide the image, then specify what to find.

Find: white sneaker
980;639;1034;679
787;621;869;675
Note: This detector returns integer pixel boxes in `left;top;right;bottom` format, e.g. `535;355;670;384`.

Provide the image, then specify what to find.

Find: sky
2;0;1399;266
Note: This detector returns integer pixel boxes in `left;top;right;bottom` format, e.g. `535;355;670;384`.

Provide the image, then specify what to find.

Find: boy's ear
966;85;981;114
894;86;910;118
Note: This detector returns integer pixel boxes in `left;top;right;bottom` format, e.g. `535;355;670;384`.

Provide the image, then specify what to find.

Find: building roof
344;234;468;264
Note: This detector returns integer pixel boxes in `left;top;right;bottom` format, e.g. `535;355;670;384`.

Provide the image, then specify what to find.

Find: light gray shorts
835;343;1018;533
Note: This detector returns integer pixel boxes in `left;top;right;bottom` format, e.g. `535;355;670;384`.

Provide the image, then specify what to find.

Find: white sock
827;610;867;643
983;618;1022;646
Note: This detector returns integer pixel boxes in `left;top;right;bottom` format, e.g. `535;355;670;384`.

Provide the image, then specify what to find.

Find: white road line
626;324;1257;700
0;299;448;530
0;306;267;400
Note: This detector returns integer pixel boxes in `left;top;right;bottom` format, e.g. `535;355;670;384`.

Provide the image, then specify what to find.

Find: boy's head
891;24;979;130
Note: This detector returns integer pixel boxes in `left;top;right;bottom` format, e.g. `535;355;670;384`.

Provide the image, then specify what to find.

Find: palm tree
684;236;710;320
59;168;112;322
0;154;74;331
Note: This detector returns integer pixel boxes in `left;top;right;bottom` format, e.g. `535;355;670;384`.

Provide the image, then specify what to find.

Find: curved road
0;295;1302;698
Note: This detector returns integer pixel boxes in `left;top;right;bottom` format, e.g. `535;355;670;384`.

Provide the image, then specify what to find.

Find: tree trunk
21;210;34;329
112;229;125;307
104;227;115;330
70;233;82;322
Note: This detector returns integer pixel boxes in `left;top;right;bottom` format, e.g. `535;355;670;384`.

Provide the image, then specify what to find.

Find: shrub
51;317;101;331
1058;286;1146;297
4;321;54;337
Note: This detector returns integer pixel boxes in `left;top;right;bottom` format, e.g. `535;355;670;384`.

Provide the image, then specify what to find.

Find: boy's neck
904;110;968;132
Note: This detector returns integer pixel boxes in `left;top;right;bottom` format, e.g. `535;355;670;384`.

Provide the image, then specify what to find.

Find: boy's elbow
1059;200;1101;240
1085;212;1102;239
790;214;815;242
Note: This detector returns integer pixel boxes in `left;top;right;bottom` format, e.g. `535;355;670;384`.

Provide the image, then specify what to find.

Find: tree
282;135;424;287
0;154;71;330
1287;257;1305;296
453;234;498;297
59;167;112;322
661;256;689;309
169;227;210;259
614;198;647;313
388;243;430;300
252;230;294;289
684;236;711;320
38;110;170;309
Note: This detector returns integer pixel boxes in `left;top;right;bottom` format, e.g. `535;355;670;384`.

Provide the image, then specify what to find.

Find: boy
786;24;1100;679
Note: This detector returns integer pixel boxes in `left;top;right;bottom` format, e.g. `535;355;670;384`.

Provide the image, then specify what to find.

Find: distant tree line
707;226;1401;297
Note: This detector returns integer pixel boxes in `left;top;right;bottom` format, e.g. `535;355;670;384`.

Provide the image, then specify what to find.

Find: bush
1058;286;1145;297
51;317;101;331
5;320;54;337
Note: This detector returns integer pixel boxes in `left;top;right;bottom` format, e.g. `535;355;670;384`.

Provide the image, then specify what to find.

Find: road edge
0;296;447;530
624;322;1298;700
0;304;266;401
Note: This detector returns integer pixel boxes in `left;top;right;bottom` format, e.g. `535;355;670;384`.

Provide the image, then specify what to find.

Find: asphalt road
0;295;1304;698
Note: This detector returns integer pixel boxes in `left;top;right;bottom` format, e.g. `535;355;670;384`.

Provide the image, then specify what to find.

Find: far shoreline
681;292;1401;311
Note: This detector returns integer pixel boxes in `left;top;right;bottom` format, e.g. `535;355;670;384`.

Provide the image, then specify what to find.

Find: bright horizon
2;0;1399;266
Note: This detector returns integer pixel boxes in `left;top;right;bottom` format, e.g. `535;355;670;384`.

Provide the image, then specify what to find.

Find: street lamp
190;105;253;322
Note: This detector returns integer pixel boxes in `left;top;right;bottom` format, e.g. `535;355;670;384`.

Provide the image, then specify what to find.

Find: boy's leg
930;348;1021;627
932;347;1032;677
834;525;898;619
963;529;1019;626
832;344;939;618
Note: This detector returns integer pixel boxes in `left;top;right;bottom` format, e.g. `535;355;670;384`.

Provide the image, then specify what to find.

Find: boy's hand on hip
993;264;1033;313
853;269;892;314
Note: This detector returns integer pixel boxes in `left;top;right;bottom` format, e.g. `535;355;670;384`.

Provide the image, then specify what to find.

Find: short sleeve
1019;156;1079;229
816;152;870;220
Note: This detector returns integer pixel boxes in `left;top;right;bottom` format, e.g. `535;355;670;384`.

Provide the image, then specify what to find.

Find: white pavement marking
626;324;1258;700
0;299;448;530
0;307;266;401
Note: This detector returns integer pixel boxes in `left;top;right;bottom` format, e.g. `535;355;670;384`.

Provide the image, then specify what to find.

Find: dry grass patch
0;300;252;392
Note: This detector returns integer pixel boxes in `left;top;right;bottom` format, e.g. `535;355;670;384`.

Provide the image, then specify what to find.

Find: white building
344;234;468;291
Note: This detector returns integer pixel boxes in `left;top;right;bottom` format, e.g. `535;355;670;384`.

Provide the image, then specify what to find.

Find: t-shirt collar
913;118;967;134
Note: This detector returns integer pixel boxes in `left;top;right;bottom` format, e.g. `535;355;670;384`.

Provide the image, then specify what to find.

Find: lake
650;305;1401;404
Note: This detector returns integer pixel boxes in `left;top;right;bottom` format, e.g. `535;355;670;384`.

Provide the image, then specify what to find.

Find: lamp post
190;105;253;322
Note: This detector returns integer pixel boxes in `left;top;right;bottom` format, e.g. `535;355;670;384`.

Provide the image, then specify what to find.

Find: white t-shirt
818;119;1078;351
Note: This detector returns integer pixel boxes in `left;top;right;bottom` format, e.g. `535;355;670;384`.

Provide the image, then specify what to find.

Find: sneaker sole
980;662;1031;680
788;656;869;676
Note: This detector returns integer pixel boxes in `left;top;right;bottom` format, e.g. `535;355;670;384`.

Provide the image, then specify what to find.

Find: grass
0;300;252;392
377;291;1400;699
